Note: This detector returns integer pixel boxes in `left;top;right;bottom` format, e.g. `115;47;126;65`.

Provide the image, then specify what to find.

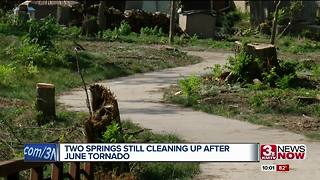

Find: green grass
0;38;200;102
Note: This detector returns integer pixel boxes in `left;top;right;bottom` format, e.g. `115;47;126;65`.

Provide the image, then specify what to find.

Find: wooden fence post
51;162;63;180
69;162;80;180
83;163;93;180
30;166;43;180
36;83;55;123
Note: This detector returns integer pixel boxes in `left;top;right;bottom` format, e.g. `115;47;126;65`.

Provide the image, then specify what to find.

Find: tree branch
74;47;93;117
270;0;282;45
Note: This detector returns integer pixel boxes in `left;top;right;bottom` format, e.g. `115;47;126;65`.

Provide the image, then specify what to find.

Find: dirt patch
0;97;26;108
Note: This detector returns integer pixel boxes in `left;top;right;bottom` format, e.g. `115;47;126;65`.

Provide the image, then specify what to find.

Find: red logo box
276;164;290;172
260;144;277;160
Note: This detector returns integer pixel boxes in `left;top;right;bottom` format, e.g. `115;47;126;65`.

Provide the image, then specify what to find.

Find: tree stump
85;84;129;173
85;84;123;143
235;41;279;71
36;83;55;124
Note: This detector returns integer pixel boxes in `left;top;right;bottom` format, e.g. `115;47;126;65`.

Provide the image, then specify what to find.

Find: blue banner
24;143;58;162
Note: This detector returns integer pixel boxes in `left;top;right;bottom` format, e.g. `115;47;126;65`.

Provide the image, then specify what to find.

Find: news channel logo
260;144;306;160
24;143;58;162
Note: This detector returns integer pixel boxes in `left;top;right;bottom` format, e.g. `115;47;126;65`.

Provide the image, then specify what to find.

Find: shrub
0;10;29;34
178;75;202;96
0;64;15;85
99;29;117;41
227;52;260;82
249;94;264;109
9;42;65;67
279;61;297;76
61;26;81;38
212;64;223;77
275;74;296;89
116;21;131;36
140;26;164;37
312;65;320;80
25;16;59;49
99;21;132;41
25;61;39;76
102;122;124;143
262;67;279;87
11;43;47;65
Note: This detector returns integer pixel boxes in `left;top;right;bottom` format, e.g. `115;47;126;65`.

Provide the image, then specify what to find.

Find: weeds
0;64;15;85
178;75;202;96
25;16;59;49
212;64;223;78
102;122;124;143
140;26;164;37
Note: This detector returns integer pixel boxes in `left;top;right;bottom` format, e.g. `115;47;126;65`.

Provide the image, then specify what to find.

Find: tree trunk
169;1;176;44
86;84;123;143
270;0;281;45
97;1;107;30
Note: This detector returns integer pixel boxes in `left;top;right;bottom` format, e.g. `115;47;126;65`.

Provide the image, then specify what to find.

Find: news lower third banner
24;143;259;162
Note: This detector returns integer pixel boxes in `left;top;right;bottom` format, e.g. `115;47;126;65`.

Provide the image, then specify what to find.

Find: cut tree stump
36;83;55;123
235;41;279;71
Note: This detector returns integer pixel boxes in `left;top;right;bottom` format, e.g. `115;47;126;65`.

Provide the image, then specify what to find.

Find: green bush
10;43;47;66
102;122;124;143
116;21;132;36
262;67;279;87
178;75;202;96
312;65;320;80
25;16;59;49
212;64;223;77
227;52;259;82
8;42;65;67
25;61;39;77
279;61;297;75
99;21;132;41
249;94;264;109
0;64;15;85
99;29;117;41
140;26;164;37
275;74;296;89
0;10;29;34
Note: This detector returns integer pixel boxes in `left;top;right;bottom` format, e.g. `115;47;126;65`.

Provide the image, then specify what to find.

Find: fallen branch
74;43;93;117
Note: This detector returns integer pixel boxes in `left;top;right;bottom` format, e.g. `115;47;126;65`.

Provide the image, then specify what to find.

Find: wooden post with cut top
36;83;55;124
